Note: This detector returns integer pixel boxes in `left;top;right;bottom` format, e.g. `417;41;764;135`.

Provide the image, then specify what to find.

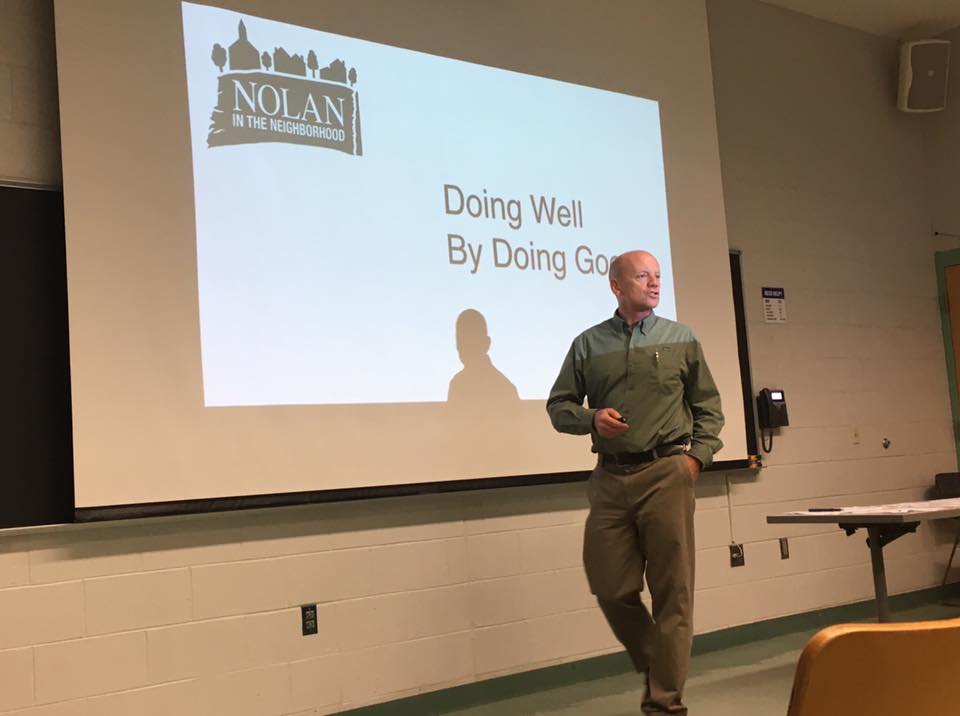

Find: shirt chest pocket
651;345;684;395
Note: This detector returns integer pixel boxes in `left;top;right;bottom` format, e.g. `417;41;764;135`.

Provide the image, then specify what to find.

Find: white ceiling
759;0;960;39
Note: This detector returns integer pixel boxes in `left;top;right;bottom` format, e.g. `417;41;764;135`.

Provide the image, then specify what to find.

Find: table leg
867;526;890;623
940;519;960;589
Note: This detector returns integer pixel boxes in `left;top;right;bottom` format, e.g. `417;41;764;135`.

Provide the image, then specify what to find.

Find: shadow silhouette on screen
442;309;526;471
448;309;519;407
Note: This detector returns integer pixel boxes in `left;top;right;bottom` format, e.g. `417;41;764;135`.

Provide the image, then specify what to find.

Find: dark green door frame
935;249;960;468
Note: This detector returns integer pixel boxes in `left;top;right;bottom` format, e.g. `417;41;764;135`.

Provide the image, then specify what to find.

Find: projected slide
182;3;674;407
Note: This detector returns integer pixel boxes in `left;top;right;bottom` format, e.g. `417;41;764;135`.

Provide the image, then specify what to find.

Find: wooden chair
787;617;960;716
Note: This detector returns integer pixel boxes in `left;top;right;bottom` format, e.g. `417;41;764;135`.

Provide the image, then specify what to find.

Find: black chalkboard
0;185;74;528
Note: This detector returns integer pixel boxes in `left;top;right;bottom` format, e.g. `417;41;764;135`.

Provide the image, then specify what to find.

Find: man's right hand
593;408;629;439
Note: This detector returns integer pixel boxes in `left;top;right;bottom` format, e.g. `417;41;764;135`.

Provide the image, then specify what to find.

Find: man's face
611;252;661;314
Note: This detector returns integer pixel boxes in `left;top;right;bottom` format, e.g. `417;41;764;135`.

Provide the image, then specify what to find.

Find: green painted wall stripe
339;586;944;716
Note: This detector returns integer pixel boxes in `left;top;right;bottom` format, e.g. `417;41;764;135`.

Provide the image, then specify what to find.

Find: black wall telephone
757;388;789;430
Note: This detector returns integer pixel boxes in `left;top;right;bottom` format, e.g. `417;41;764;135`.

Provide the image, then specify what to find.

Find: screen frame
54;0;753;518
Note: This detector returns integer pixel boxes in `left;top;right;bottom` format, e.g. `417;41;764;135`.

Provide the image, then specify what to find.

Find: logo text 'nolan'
206;19;362;155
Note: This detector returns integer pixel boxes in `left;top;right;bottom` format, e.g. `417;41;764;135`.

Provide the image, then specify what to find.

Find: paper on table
784;498;960;516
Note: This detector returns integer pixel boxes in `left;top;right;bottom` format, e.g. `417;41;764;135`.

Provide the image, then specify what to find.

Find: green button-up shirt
546;311;724;468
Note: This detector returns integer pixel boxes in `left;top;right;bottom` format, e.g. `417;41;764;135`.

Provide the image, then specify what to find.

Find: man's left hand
684;454;701;482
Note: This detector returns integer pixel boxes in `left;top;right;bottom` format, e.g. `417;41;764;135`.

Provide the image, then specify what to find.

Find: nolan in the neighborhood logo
207;20;362;155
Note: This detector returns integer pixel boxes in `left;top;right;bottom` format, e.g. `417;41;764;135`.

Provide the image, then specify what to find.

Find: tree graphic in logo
206;19;363;156
211;43;226;72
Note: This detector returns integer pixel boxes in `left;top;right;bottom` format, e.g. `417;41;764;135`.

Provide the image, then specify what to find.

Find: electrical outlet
849;424;861;445
301;604;318;636
729;543;745;567
779;537;790;559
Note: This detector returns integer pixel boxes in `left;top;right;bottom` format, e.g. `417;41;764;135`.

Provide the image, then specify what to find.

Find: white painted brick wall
924;26;960;242
2;1;960;714
704;0;959;640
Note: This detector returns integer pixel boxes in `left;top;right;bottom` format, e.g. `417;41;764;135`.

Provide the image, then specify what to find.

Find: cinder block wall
0;0;59;186
1;487;614;714
705;0;956;631
1;1;957;714
923;24;960;241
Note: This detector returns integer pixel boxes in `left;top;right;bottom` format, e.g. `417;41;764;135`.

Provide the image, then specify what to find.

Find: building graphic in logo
207;20;362;155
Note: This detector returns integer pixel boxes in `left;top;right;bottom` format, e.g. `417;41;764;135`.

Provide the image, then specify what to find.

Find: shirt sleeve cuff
584;408;598;434
687;444;712;470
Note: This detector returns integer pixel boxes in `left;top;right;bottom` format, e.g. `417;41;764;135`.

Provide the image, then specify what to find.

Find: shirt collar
613;309;656;335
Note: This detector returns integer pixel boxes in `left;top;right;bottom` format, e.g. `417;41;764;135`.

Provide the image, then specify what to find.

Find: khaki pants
583;454;696;715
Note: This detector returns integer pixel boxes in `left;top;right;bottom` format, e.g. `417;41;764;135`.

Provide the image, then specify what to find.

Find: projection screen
54;0;748;513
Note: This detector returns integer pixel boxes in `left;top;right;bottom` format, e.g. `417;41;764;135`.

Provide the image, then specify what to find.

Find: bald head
609;250;656;284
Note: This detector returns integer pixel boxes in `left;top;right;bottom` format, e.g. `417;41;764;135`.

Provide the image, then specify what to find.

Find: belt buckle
654;443;686;459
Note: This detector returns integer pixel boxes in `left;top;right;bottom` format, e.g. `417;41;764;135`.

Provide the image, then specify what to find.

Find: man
546;250;723;715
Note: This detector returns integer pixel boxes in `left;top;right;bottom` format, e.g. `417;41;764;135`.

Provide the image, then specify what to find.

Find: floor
440;601;960;716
